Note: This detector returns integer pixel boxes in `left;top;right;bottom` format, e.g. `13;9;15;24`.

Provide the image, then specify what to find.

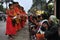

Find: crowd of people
5;1;60;40
28;14;60;40
5;2;27;39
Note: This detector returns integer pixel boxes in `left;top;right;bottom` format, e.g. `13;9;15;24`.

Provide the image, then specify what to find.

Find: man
44;15;60;40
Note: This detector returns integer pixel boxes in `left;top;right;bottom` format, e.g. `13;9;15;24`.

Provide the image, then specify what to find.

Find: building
28;0;46;15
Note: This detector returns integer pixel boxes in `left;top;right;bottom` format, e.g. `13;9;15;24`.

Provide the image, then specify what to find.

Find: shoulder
6;9;10;13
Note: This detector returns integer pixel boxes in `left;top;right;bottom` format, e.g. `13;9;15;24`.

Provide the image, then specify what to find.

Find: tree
0;5;3;11
5;0;13;2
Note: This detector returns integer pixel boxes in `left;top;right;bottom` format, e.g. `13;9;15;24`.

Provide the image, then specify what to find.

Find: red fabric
6;16;16;35
36;34;44;40
22;11;26;14
6;9;9;14
14;7;22;31
15;23;22;31
30;16;33;22
21;21;25;28
14;7;22;15
17;23;22;30
19;9;27;28
6;10;16;35
14;7;27;29
14;7;20;13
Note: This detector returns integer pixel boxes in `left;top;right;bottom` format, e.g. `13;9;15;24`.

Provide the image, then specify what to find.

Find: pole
54;0;56;16
41;1;42;13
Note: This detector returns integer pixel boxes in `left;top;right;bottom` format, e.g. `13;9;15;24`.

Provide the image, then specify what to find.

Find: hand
42;32;45;34
12;16;17;19
39;22;42;26
40;31;45;34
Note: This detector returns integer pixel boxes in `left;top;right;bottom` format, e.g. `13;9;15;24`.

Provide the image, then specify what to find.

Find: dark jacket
45;22;60;40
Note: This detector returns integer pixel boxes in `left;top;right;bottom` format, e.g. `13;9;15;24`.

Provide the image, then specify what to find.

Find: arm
6;10;14;17
44;25;58;38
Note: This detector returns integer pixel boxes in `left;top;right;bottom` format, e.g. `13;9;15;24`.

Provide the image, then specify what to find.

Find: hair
42;21;49;26
12;2;19;4
37;15;41;18
18;5;24;9
9;4;13;8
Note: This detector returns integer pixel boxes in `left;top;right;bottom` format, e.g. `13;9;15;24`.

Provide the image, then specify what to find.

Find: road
0;21;29;40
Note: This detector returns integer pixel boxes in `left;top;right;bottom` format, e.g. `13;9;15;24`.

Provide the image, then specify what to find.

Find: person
44;15;59;40
41;21;49;32
12;2;23;16
13;2;27;28
13;2;22;31
20;8;27;28
6;4;16;39
36;20;48;40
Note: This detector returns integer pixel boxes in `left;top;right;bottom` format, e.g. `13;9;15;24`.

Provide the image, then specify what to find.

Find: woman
36;20;48;40
41;21;49;32
18;5;27;28
6;4;16;39
13;2;22;31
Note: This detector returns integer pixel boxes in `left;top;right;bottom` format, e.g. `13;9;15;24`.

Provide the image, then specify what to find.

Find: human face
48;17;52;24
9;5;13;9
40;16;43;20
39;15;43;20
13;4;16;7
42;23;48;28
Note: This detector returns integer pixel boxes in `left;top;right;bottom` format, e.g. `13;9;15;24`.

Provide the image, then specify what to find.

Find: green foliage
0;4;6;13
5;0;13;2
42;4;46;10
48;5;53;10
3;8;6;13
0;5;3;11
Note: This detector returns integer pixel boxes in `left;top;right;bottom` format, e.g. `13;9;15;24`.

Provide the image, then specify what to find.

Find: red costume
36;34;44;40
14;6;27;28
14;7;22;31
21;10;27;28
6;9;16;35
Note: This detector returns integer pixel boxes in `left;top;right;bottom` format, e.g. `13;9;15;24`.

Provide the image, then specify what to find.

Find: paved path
0;21;30;40
14;24;29;40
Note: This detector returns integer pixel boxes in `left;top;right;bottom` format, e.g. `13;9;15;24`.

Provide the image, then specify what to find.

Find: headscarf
49;15;59;24
41;19;48;25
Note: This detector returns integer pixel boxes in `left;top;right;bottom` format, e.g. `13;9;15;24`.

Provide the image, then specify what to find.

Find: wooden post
54;0;56;16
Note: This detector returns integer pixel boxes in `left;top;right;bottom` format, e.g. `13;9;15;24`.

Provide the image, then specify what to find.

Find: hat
42;21;49;26
49;15;59;24
41;19;48;25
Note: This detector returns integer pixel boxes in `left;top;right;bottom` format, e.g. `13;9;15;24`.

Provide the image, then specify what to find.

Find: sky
2;0;49;13
13;0;33;13
46;0;49;3
3;0;33;13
